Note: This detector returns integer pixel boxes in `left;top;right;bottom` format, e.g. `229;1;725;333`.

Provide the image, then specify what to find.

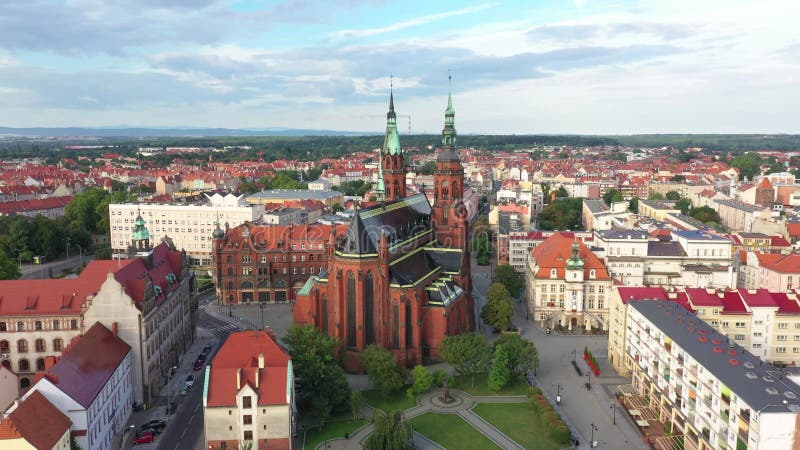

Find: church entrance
570;317;578;329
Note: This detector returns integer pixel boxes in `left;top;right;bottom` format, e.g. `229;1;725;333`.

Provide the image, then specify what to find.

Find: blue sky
0;0;798;134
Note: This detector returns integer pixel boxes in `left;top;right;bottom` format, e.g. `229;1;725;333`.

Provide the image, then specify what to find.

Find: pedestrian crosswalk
201;323;241;335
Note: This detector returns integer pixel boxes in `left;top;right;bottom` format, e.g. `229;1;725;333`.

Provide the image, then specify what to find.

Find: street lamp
590;423;598;448
260;302;265;330
586;372;591;390
571;349;576;362
556;384;562;405
611;402;616;425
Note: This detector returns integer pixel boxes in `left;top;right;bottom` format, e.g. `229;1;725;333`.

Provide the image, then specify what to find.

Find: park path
313;390;528;450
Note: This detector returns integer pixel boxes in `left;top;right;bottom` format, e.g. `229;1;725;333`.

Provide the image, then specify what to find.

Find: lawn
450;373;530;396
362;386;417;413
410;412;502;450
303;418;367;450
472;403;569;450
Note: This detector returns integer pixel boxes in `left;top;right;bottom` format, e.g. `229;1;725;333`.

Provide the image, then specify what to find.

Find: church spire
382;76;401;156
442;71;456;147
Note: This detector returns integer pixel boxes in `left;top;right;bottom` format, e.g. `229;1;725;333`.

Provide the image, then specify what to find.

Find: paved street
19;254;92;279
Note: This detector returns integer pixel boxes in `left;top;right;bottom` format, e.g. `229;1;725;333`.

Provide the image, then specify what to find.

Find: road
19;254;92;279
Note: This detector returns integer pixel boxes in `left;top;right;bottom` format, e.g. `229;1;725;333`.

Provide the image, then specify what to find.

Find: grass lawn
472;403;568;450
410;412;502;450
303;417;368;450
362;386;417;413
450;373;530;396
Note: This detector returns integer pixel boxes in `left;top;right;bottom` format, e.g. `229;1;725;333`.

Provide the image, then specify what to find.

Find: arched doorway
570;317;578;329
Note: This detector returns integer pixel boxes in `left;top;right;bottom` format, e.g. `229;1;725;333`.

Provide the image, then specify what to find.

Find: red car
133;431;155;445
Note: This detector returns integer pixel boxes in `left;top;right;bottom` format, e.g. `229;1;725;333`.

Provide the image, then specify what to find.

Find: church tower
432;77;467;250
381;85;406;202
128;211;152;256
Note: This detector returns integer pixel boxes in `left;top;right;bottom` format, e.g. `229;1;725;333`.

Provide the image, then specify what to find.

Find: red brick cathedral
294;86;474;370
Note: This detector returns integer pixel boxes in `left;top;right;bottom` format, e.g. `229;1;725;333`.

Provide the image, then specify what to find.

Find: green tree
538;198;583;231
482;283;514;332
540;183;551;204
628;197;639;213
648;192;665;200
418;160;437;175
730;152;763;180
488;345;511;392
350;391;364;421
431;368;448;388
282;325;350;422
554;186;569;198
408;365;433;398
361;345;405;396
670;175;686;182
238;181;259;194
665;191;681;201
439;333;491;388
493;333;538;379
493;263;523;297
675;198;692;215
364;410;413;450
331;202;344;213
602;188;623;206
689;206;721;224
0;248;21;280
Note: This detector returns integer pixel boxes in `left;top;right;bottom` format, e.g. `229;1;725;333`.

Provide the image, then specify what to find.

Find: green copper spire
442;72;456;147
566;239;584;270
131;210;150;241
375;152;386;200
382;77;401;156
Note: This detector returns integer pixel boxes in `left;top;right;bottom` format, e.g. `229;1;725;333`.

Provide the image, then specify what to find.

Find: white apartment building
623;300;800;450
25;322;133;450
110;193;263;265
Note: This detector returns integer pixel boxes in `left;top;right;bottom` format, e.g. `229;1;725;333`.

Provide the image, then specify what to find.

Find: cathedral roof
339;193;432;255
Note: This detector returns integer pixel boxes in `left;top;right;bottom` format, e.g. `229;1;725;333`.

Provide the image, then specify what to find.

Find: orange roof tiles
0;391;71;449
757;252;800;274
530;233;610;280
207;331;291;407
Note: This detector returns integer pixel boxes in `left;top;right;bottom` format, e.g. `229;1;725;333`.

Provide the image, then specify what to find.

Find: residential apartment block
621;300;800;450
110;193;263;265
204;330;295;450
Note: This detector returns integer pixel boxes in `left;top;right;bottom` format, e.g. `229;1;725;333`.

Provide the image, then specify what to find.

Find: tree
538;198;583;231
730;152;763;180
432;368;448;388
482;283;514;332
494;264;523;297
238;181;259;194
665;191;681;201
628;197;639;213
350;391;364;421
494;333;538;379
408;365;433;398
540;183;551;204
602;188;623;206
364;410;413;450
675;198;692;215
418;160;437;175
439;333;491;387
331;202;344;213
689;206;721;224
670;175;686;182
282;325;350;422
488;345;511;392
554;186;569;198
361;345;404;396
648;192;665;200
0;248;20;280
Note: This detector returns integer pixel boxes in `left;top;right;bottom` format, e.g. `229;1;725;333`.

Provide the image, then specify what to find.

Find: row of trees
539;197;583;231
440;332;538;391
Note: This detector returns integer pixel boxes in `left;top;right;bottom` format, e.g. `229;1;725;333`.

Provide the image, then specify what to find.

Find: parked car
193;358;204;371
133;432;155;445
185;374;195;388
200;344;213;356
140;420;167;434
179;387;188;396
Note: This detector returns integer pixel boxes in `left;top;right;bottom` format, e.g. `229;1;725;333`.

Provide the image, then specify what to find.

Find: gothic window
347;272;357;349
228;281;233;290
241;281;254;289
364;272;375;346
321;296;329;335
392;304;399;349
227;267;233;276
443;205;448;222
405;302;413;348
442;182;449;199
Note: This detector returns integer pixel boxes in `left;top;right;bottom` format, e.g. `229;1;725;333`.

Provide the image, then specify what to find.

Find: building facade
83;241;197;402
0;391;72;450
526;233;613;332
212;223;346;304
110;193;263;265
622;300;800;450
204;330;295;450
25;323;133;450
294;89;474;370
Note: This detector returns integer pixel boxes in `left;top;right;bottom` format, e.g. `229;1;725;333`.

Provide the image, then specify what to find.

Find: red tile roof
617;287;667;303
112;242;184;308
44;322;131;408
737;289;778;308
757;252;800;274
0;260;135;316
757;177;773;190
771;292;800;314
787;223;800;239
770;235;791;247
207;331;291;407
718;291;749;314
0;391;71;448
684;288;724;307
530;233;610;280
0;196;73;215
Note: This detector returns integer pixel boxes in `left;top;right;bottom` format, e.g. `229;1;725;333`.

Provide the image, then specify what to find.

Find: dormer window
590;269;596;279
550;269;557;278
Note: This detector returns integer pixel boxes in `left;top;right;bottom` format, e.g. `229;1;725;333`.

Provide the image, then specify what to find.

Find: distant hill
0;126;371;138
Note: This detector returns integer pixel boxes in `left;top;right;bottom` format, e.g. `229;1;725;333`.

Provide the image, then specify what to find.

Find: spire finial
389;74;395;113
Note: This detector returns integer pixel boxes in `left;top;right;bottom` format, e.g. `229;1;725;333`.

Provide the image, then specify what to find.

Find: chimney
236;368;242;390
112;322;118;337
255;368;260;388
258;353;265;369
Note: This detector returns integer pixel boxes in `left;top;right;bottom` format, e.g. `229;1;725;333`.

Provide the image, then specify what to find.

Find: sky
0;0;798;134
